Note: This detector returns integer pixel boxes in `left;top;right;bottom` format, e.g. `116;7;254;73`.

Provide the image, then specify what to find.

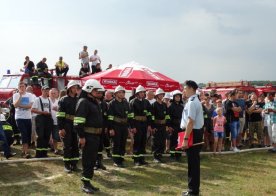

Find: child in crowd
213;107;226;154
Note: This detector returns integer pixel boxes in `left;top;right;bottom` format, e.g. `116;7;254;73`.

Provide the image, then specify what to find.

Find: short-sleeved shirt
236;98;246;118
180;94;204;129
263;101;276;124
213;115;226;132
79;51;89;64
225;100;240;122
90;55;101;66
246;100;264;122
32;96;51;113
50;98;58;125
13;92;34;119
24;61;35;71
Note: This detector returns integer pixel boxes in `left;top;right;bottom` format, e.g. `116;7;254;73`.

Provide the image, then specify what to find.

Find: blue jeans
230;121;240;139
0;122;11;157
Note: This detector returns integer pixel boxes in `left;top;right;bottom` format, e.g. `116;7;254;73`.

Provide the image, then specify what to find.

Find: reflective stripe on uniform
81;177;91;181
108;115;114;120
128;113;134;118
152;116;155;121
56;112;66;118
147;112;151;116
73;117;86;125
2;125;13;131
165;115;170;120
36;148;48;151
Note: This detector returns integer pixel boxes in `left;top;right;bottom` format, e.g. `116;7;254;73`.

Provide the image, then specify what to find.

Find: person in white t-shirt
79;46;90;67
90;49;101;74
13;82;34;158
146;90;156;105
26;86;37;148
31;86;53;158
49;88;61;155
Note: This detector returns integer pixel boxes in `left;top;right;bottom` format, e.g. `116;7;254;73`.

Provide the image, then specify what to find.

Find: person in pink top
213;107;226;154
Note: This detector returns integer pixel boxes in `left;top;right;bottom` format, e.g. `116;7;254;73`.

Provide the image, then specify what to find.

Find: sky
0;0;276;83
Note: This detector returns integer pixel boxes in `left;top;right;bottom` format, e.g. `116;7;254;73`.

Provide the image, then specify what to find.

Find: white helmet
98;85;106;92
173;90;182;96
67;80;81;89
136;85;146;94
155;88;165;96
114;85;125;94
82;79;102;93
164;92;171;100
0;114;5;121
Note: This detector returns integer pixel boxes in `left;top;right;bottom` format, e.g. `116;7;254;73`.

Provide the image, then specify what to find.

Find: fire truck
203;81;257;98
203;81;276;98
0;72;80;111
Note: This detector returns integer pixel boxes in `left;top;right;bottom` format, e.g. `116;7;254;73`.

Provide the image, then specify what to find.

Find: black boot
82;181;95;194
98;158;107;170
64;162;72;173
106;149;112;158
139;157;148;165
71;164;81;172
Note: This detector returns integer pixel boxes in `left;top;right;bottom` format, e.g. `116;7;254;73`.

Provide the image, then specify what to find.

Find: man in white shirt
79;46;90;68
90;50;101;74
13;82;34;158
146;90;156;105
31;85;53;158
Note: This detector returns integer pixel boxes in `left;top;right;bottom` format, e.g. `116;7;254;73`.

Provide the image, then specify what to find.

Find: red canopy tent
81;61;182;92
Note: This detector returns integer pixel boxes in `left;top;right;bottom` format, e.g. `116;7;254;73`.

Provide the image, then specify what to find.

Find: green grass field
0;151;275;196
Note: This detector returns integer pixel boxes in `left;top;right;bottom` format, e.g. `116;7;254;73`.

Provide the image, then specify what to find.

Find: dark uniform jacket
167;102;184;128
57;95;78;130
74;96;103;138
107;99;130;130
151;101;170;128
129;97;152;128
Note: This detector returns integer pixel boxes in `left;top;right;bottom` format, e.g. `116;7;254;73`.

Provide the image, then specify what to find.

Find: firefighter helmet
114;85;125;93
135;85;146;94
172;90;182;96
164;92;171;100
155;88;165;96
82;79;102;93
67;80;81;89
98;85;106;92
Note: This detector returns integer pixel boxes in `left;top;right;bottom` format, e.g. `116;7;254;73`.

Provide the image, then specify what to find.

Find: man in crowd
107;85;130;167
79;46;90;77
129;85;152;166
31;85;53;158
58;81;81;172
146;90;156;105
36;58;52;86
90;50;101;74
246;93;264;147
55;56;69;76
181;80;204;196
74;79;103;194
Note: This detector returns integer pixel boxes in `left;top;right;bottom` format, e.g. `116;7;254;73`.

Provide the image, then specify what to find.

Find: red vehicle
0;73;80;108
203;81;257;98
255;84;276;96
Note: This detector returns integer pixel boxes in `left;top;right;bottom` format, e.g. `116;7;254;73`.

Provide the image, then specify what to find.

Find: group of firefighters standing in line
53;79;184;193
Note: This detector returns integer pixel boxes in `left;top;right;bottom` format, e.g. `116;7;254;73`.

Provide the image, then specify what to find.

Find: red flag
176;131;194;150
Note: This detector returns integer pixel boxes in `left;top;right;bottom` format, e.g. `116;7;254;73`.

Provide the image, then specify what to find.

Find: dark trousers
112;124;128;164
133;122;147;163
56;67;69;76
152;124;166;159
186;128;203;195
82;133;100;181
63;122;79;166
170;124;182;157
0;122;11;157
35;115;53;157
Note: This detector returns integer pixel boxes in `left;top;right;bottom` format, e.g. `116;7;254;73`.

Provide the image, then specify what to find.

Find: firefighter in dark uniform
57;80;81;173
151;88;170;163
74;79;103;194
0;114;14;147
107;85;130;167
94;86;107;170
181;80;204;196
168;90;184;161
129;85;152;166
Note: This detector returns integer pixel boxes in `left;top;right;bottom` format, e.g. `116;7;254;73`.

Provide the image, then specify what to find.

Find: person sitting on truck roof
55;56;69;77
36;58;52;87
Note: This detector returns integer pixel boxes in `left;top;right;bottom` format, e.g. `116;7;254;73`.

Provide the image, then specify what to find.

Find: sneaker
153;158;162;163
233;147;240;153
5;152;16;159
82;185;95;194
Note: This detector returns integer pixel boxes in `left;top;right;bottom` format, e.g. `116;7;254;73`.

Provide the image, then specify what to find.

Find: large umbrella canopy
81;61;182;92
